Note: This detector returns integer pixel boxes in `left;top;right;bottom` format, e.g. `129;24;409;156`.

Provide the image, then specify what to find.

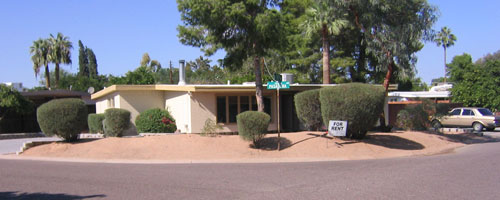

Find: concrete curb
16;141;55;155
0;132;45;140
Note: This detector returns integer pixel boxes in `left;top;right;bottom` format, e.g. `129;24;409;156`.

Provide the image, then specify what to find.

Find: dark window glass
216;96;226;123
264;97;272;117
228;96;238;123
462;109;474;116
251;96;258;111
240;96;249;113
478;108;494;116
450;109;461;116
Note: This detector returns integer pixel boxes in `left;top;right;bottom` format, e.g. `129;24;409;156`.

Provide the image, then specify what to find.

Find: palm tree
434;26;457;83
49;33;72;88
301;0;347;84
30;39;51;88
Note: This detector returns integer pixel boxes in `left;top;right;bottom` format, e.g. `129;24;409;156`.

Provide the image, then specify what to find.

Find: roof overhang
91;84;398;100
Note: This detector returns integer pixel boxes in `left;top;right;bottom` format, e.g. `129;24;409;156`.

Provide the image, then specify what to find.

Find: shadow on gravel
251;137;292;151
362;135;425;150
0;191;105;200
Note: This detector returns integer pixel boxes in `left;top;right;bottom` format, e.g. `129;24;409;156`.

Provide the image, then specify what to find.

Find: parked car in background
432;107;500;131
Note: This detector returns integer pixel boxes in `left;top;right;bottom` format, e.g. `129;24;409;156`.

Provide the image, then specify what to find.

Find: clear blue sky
1;0;499;89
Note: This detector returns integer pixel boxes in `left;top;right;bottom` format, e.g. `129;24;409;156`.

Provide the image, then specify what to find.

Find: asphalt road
1;139;500;200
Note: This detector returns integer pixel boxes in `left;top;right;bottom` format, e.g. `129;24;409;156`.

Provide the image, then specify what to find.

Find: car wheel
473;122;484;132
432;120;442;129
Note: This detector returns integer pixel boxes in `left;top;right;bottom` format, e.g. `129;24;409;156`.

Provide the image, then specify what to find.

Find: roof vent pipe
178;60;186;85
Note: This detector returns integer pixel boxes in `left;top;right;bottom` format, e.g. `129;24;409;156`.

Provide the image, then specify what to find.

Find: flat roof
388;91;450;98
91;84;398;100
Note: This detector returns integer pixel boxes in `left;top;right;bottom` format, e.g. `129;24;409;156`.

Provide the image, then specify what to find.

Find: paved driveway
0;137;61;155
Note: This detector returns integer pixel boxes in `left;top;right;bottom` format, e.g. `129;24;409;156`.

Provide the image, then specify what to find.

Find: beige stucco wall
95;92;120;114
95;89;279;134
190;92;216;133
164;91;191;133
119;90;164;123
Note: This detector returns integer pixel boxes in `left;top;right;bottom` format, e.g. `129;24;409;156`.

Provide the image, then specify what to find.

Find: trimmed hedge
396;100;451;130
294;89;322;130
135;108;177;133
36;98;87;142
319;83;385;139
103;108;130;137
88;113;105;134
237;111;270;147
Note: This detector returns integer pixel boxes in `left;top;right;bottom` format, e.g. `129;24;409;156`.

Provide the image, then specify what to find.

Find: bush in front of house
103;108;131;137
294;89;323;130
36;98;87;142
88;113;105;134
237;111;270;147
396;100;451;131
135;108;177;133
319;83;385;139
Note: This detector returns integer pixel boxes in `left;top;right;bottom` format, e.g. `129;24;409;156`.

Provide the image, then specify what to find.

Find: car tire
432;120;442;129
473;122;484;132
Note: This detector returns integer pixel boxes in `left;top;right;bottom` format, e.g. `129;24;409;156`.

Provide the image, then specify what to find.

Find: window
478;108;494;116
462;109;474;116
216;95;272;123
450;109;461;116
107;97;115;108
228;96;238;123
216;97;226;123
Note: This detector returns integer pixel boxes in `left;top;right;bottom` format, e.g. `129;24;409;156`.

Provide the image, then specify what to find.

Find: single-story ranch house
91;83;352;134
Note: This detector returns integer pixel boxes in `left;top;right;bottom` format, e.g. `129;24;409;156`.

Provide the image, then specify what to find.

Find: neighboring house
1;90;96;133
386;84;460;127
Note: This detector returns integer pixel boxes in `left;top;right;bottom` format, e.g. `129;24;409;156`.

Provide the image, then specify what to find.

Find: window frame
216;94;272;124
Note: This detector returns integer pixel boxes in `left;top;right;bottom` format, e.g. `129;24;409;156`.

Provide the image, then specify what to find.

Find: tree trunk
45;64;51;89
443;46;447;83
383;60;393;93
55;63;60;88
254;56;264;112
322;24;330;84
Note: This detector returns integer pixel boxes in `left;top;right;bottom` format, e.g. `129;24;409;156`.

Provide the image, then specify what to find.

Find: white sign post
328;120;348;137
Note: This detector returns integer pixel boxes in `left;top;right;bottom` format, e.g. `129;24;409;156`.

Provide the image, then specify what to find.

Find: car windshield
477;108;494;116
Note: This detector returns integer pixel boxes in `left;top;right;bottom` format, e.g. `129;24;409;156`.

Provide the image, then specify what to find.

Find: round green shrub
103;108;130;137
88;113;105;134
237;111;270;147
319;83;385;139
135;108;177;133
36;98;87;142
294;89;322;130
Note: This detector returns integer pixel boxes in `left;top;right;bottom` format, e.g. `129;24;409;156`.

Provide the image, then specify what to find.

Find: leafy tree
49;33;72;88
434;26;457;83
78;40;89;77
109;66;155;85
448;53;500;111
177;0;286;112
345;0;437;91
87;48;98;78
301;0;347;84
0;84;34;122
476;49;500;65
30;39;52;88
140;53;162;72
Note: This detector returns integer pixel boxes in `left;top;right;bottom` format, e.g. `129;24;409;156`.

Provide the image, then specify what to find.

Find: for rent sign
328;120;347;137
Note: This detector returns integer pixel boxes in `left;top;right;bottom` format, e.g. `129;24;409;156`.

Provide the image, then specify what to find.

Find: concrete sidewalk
0;137;61;155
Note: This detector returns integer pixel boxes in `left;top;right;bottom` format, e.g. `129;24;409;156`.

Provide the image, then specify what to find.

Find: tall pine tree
78;40;89;77
87;48;98;78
